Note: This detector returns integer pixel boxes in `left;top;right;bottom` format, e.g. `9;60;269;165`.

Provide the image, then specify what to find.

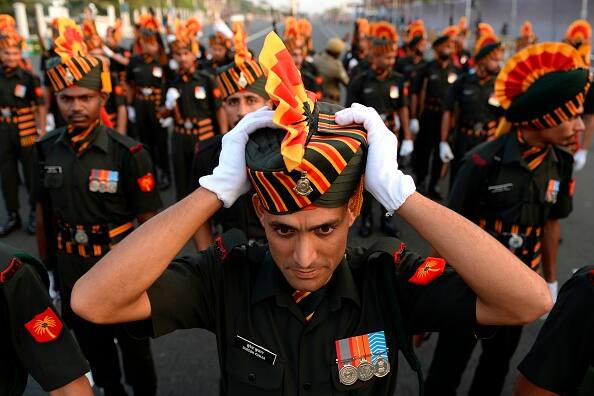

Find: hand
159;117;174;128
409;118;420;134
165;88;180;110
574;148;587;171
439;141;454;163
199;108;276;207
399;139;414;157
102;45;114;58
335;103;416;214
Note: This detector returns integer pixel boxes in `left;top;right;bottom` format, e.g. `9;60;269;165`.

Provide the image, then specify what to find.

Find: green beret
432;35;450;48
474;42;501;63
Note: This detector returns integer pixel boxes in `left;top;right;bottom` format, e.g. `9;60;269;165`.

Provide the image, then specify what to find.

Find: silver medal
99;181;107;193
357;359;374;381
89;179;100;192
74;229;89;244
508;234;524;249
107;181;117;194
338;364;358;385
373;356;391;377
184;119;193;129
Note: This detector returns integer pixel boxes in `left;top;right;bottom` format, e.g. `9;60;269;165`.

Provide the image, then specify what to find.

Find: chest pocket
481;166;527;222
225;346;284;395
43;172;64;189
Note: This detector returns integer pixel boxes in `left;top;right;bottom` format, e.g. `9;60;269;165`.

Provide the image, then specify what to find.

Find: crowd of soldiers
0;7;592;396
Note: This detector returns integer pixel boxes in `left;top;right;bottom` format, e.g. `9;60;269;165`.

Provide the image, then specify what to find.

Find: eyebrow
269;218;342;232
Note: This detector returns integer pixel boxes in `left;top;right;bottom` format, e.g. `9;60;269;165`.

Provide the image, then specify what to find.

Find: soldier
347;21;413;237
126;14;171;189
565;19;593;171
103;20;131;84
516;21;538;53
425;42;590;396
190;21;271;250
343;18;370;75
284;17;323;100
0;16;46;236
395;20;427;90
451;17;472;73
202;31;233;76
514;266;594;396
411;31;458;200
36;19;162;396
439;26;505;183
0;242;93;395
72;31;551;396
313;37;349;104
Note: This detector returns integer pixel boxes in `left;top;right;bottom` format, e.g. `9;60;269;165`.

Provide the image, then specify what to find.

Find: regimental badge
24;307;63;343
294;173;313;196
238;72;248;88
488;94;500;107
195;86;206;100
0;257;23;283
14;84;26;98
184;119;193;130
389;85;399;99
335;331;390;386
545;179;560;204
460;55;468;65
64;68;74;84
137;172;155;192
152;67;163;78
408;257;446;285
447;72;457;84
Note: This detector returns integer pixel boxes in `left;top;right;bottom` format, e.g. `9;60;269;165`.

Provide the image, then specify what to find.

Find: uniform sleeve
346;74;362;106
125;145;163;215
448;150;487;216
2;262;89;391
548;150;574;219
397;78;409;109
27;74;45;106
392;245;478;334
130;248;223;338
518;267;594;394
111;75;127;107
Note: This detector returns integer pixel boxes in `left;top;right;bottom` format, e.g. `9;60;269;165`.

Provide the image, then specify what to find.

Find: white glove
199;108;277;207
102;45;115;58
335;103;416;214
165;87;180;110
574;148;587;171
127;106;136;123
409;118;420;134
48;270;61;307
393;114;401;131
439;141;454;163
46;113;55;132
159;117;174;128
399;139;414;157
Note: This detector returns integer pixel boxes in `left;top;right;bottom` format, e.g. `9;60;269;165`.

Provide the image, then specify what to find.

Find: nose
574;116;586;133
292;234;317;269
237;100;249;118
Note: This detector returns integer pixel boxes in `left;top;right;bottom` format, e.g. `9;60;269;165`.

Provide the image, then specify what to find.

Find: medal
74;229;89;244
99;181;107;193
184;119;193;129
447;72;457;84
107;170;119;193
357;359;374;381
508;234;524;249
14;84;26;98
1;108;11;117
368;331;391;378
338;364;358;385
294;173;313;196
545;179;560;203
353;335;374;381
195;86;206;99
389;85;399;99
152;67;163;78
89;169;100;192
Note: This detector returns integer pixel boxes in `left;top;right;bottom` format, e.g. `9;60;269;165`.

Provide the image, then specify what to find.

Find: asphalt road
12;18;594;396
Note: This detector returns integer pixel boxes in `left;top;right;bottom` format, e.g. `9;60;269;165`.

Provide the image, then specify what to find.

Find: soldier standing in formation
313;37;349;104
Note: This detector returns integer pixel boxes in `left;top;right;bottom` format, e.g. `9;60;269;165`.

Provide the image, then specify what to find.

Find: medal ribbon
335;337;353;369
368;331;388;364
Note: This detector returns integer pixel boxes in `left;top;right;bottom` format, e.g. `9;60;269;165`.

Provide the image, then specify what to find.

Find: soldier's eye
273;225;294;237
316;225;335;236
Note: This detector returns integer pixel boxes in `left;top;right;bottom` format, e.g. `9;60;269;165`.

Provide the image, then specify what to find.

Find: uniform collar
57;123;109;153
501;130;559;165
1;66;23;79
251;250;361;310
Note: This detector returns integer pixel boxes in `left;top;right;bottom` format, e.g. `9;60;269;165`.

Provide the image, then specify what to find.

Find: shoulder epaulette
214;228;248;262
108;130;145;154
38;128;63;144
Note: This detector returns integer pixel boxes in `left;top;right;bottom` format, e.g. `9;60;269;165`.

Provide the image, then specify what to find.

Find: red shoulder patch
408;257;446;286
34;87;43;98
471;153;487;167
124;51;131;58
137;172;155;192
568;179;576;197
588;269;594;285
393;242;406;265
24;307;63;343
213;87;222;98
215;236;228;261
0;258;23;283
114;85;123;95
315;76;323;85
129;143;144;154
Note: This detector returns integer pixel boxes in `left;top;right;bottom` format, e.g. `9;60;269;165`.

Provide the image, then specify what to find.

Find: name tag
488;183;513;193
44;165;62;174
234;335;277;365
363;87;374;94
463;89;474;96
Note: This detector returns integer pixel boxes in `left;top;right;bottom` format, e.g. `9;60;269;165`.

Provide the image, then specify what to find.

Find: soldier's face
223;91;270;127
56;86;107;129
0;46;22;68
253;198;358;292
290;47;304;69
371;52;396;73
210;44;227;62
539;108;585;147
173;48;195;73
140;38;159;56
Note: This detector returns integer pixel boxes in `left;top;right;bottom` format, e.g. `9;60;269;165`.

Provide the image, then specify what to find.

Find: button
247;373;256;382
303;383;312;390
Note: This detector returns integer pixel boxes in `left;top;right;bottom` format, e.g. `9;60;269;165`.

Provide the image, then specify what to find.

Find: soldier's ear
251;193;266;223
99;92;109;106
